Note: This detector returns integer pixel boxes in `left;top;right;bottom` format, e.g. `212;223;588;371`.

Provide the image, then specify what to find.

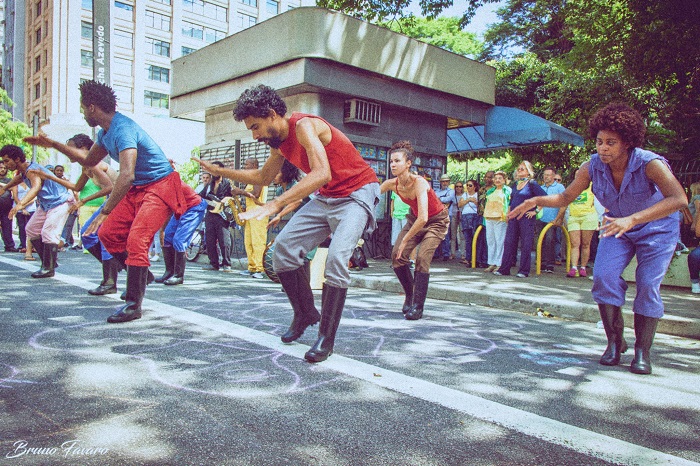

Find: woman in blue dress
510;103;687;375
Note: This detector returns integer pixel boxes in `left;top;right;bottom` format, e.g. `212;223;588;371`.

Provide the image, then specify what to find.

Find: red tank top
394;178;445;218
277;113;379;198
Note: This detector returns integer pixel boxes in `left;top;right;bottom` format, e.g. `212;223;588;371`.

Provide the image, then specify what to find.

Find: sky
408;0;504;38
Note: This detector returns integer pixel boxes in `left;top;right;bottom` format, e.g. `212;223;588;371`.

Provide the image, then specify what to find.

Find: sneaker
516;272;527;278
544;267;554;274
151;254;160;262
239;270;253;276
251;272;264;279
566;267;579;278
692;282;700;294
578;267;587;277
222;266;232;272
202;264;219;271
493;271;503;276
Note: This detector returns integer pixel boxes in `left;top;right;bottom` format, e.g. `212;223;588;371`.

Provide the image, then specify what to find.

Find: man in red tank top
194;84;379;363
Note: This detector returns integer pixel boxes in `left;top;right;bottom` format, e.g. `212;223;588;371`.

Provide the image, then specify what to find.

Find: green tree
317;0;502;28
177;147;201;188
381;16;484;58
0;88;40;157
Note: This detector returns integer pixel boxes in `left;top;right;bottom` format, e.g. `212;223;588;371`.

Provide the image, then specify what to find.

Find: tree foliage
1;87;50;163
317;0;501;27
380;16;483;58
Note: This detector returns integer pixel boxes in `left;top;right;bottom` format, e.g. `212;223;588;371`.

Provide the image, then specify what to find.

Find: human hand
508;199;536;220
239;201;280;221
84;212;107;236
23;132;55;149
69;200;83;214
8;205;20;220
598;215;635;238
191;156;219;177
525;210;536;219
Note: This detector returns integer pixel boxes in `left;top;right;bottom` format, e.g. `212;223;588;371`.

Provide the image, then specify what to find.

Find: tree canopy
323;0;700;173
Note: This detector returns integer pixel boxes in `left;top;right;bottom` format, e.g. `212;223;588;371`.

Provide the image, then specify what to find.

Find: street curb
349;274;700;340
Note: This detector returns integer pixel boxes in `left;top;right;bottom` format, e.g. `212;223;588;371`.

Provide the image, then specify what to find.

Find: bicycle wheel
185;230;202;262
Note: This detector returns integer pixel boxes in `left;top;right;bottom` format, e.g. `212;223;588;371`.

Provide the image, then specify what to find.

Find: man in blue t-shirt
0;145;73;278
24;80;189;324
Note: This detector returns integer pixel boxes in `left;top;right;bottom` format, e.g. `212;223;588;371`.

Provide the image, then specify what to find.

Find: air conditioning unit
344;99;381;126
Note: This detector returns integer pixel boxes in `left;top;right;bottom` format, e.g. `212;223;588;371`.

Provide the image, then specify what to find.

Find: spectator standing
536;167;566;273
200;162;234;272
688;181;700;294
457;180;479;266
565;180;599;278
0;161;19;252
13;180;37;258
495;161;547;277
435;174;455;260
483;171;511;273
240;157;269;279
449;181;463;260
55;165;80;250
475;171;494;267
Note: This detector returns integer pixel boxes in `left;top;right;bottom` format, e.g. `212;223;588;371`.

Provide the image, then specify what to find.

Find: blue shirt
589;147;679;224
22;162;72;211
96;112;173;186
510;180;547;210
538;181;566;222
435;187;457;216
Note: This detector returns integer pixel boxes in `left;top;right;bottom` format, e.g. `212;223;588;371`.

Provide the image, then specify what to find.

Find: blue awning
446;106;585;154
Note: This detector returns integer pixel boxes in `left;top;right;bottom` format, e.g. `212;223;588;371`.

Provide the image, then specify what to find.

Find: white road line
1;256;697;466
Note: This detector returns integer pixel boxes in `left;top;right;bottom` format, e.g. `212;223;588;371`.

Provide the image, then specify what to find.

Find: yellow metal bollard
535;223;571;275
471;224;484;269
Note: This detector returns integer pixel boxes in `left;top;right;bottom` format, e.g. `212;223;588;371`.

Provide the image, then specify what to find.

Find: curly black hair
233;85;287;121
79;80;117;114
68;133;94;150
0;144;26;163
588;103;646;148
389;140;415;163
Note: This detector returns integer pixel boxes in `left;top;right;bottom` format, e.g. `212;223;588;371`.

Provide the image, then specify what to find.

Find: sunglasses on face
455;185;463;188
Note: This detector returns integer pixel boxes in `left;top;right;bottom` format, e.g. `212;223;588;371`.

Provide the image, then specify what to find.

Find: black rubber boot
155;246;175;283
164;251;186;286
630;313;659;375
393;264;414;314
108;265;148;323
405;272;429;320
88;258;119;295
31;243;57;278
86;244;103;263
32;237;45;274
304;284;347;363
598;304;628;366
278;266;320;343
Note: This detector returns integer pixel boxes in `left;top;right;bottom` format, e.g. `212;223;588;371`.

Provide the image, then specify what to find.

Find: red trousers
99;173;186;267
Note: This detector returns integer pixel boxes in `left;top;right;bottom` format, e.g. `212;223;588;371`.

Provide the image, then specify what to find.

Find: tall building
6;0;312;165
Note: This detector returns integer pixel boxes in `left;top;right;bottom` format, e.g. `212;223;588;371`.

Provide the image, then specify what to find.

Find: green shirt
391;191;410;220
80;179;104;207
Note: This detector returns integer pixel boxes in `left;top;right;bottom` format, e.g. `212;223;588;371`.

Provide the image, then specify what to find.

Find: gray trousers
273;183;379;288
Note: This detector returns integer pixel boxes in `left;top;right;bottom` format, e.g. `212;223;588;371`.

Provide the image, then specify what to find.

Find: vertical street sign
92;0;110;86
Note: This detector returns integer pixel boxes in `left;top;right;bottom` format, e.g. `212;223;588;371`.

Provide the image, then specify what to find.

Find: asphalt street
1;251;699;465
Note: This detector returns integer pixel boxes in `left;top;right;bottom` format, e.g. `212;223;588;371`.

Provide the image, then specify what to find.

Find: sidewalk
348;258;700;340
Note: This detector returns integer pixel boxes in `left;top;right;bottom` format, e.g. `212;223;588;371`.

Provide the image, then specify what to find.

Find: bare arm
193;152;284;188
24;133;108;167
0;172;24;196
694;200;700;237
379;177;396;194
9;172;42;218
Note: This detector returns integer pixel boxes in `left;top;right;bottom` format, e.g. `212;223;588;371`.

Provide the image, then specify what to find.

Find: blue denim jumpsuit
589;149;679;318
